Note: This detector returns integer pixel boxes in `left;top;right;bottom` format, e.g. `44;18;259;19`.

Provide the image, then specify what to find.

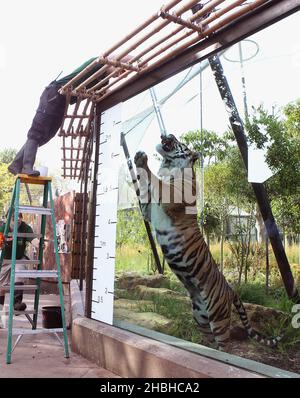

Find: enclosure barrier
58;0;269;180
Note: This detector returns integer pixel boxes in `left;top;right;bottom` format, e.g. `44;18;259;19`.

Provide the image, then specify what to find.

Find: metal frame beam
98;0;300;112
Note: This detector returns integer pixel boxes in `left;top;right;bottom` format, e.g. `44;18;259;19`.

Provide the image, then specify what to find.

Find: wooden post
209;54;299;303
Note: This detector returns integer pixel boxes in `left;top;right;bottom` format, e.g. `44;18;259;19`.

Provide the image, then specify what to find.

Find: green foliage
284;99;300;138
0;163;15;215
234;283;295;313
246;103;300;197
201;202;221;237
0;148;17;164
181;129;230;164
116;208;148;247
245;102;300;238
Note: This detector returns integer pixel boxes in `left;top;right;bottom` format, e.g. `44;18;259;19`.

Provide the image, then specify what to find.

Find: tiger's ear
192;152;201;163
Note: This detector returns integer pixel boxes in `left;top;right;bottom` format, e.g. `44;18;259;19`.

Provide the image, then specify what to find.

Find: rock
114;307;173;334
230;302;287;341
134;285;190;305
114;299;153;311
114;289;131;300
115;272;170;290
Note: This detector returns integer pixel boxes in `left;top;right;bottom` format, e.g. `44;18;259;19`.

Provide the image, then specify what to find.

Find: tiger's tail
233;294;284;348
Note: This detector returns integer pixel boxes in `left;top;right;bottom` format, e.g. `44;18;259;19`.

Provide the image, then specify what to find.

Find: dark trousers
28;82;66;146
10;82;66;172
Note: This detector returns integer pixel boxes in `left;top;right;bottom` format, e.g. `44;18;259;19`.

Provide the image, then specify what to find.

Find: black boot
22;138;40;177
14;282;27;312
8;144;26;175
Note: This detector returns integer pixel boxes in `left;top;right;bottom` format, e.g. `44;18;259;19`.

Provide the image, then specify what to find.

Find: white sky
0;0;164;175
0;1;299;182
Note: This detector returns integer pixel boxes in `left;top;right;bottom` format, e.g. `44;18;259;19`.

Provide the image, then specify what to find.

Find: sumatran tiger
133;133;282;351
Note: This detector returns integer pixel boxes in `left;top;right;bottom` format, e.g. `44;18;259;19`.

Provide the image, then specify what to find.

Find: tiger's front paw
134;151;148;168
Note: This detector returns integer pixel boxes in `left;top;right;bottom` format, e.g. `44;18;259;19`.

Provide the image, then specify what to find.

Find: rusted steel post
209;54;299;303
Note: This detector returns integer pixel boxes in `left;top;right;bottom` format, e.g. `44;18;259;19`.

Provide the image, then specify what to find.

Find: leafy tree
204;162;231;270
181;129;230;164
0;163;15;216
246;102;300;239
116;208;148;247
0;148;17;164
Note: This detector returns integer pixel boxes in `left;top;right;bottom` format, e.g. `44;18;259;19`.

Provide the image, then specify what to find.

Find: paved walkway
0;294;120;378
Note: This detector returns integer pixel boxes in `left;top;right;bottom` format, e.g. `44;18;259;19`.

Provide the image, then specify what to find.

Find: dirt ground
228;340;300;375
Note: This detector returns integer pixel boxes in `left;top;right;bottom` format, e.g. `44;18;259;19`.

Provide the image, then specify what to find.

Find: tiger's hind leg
193;308;215;346
174;273;215;346
209;318;231;352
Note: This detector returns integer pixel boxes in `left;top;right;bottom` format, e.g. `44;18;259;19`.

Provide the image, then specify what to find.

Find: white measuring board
91;104;122;324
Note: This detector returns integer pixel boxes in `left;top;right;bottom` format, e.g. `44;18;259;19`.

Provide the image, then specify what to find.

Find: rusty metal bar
89;0;224;95
74;100;92;136
78;136;91;182
93;0;229;98
99;0;299;112
71;0;202;93
61;0;268;102
160;10;204;32
142;0;250;71
61;0;293;178
74;101;94;175
77;127;93;181
62;136;66;179
96;0;264;101
102;0;183;57
98;57;140;72
63;0;222;97
69;100;83;178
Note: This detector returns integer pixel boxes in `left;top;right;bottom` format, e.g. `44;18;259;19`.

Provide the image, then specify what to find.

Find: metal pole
209;54;299;303
149;87;167;137
238;42;249;120
121;133;164;274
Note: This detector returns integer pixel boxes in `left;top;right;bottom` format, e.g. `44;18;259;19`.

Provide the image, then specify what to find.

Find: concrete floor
0;294;120;378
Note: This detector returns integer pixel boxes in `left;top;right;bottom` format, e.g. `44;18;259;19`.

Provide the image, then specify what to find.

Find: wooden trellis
59;0;269;180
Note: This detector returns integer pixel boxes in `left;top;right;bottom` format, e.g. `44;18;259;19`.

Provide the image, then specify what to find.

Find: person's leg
21;138;40;177
8;144;26;175
0;263;12;310
0;294;4;328
13;283;26;311
14;263;26;311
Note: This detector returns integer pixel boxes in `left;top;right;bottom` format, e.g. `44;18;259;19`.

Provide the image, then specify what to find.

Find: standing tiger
133;133;282;350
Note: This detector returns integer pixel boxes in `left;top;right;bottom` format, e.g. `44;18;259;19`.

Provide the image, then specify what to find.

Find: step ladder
0;174;69;364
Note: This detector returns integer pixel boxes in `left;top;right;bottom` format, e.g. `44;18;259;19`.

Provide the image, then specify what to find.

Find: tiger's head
156;134;200;170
